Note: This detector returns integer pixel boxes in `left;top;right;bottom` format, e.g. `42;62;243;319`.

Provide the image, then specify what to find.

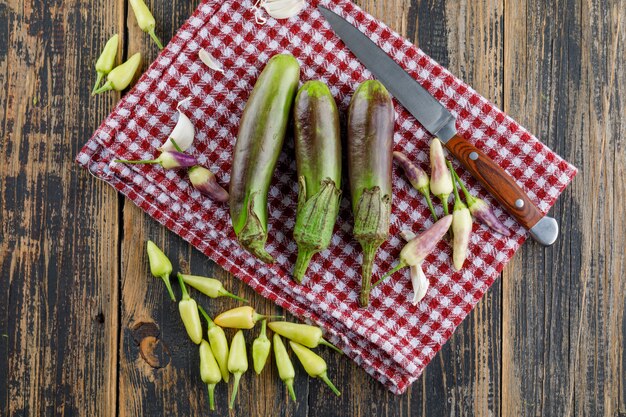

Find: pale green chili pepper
199;340;221;411
268;321;342;354
92;34;119;94
289;341;340;396
92;52;142;95
273;334;296;402
228;330;248;409
129;0;164;49
177;274;203;344
214;306;283;330
146;240;175;301
198;305;230;383
179;273;248;302
252;320;271;375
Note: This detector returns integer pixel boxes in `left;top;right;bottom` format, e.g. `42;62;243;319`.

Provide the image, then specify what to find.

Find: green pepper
199;340;221;411
289;341;340;396
129;0;163;49
252;320;271;375
92;34;119;94
214;306;282;329
273;334;296;402
179;273;248;302
92;52;142;95
198;305;230;383
228;330;248;409
268;321;342;354
177;274;203;344
145;240;175;301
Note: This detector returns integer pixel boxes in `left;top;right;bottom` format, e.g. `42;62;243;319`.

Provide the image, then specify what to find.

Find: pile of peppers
144;241;343;411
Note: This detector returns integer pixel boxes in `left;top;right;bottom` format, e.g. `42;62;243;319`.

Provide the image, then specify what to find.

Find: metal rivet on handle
469;152;479;161
515;199;524;208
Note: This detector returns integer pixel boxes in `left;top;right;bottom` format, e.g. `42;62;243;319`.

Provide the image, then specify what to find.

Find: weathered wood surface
0;0;623;416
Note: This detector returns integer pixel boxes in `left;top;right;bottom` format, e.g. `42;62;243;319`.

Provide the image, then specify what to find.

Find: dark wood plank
0;0;123;415
502;0;626;416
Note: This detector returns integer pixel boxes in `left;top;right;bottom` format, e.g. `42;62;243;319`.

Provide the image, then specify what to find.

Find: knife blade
319;5;558;246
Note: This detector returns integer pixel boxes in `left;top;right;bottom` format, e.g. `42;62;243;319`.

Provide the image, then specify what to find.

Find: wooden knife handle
445;134;543;230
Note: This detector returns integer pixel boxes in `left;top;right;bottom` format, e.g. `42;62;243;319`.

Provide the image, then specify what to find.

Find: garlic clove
410;264;429;305
262;0;305;20
198;48;224;73
159;99;195;152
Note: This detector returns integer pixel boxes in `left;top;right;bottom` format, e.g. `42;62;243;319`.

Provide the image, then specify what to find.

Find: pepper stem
319;372;341;396
114;159;159;164
229;372;242;409
419;187;438;222
440;194;450;215
148;29;164;49
218;290;248;303
197;304;215;328
254;313;284;323
293;248;315;283
447;161;468;211
259;319;267;338
207;384;216;411
450;166;477;206
285;379;296;402
177;272;190;300
319;338;343;355
373;261;408;287
160;275;176;301
168;138;183;152
92;81;113;95
92;72;105;95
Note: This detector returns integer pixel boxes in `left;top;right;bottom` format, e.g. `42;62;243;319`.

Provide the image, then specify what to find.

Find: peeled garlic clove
410;264;429;305
198;48;224;73
160;99;195;152
262;0;305;20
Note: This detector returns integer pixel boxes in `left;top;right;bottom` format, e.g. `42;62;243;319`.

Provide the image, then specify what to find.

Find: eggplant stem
359;242;378;307
293;248;315;283
320;338;343;354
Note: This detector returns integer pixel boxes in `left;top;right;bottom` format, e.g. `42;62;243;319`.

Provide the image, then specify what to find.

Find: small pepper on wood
199;340;221;411
129;0;164;49
273;334;296;401
289;341;341;396
146;240;175;301
268;321;342;354
198;305;230;383
177;274;203;344
179;273;247;302
92;34;119;94
228;330;248;409
252;320;271;375
92;52;142;95
214;306;283;330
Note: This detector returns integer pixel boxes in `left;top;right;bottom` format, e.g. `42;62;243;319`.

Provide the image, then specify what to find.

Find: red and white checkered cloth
77;0;577;394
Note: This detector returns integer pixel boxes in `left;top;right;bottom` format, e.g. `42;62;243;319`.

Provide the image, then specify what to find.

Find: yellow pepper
268;321;342;354
227;330;248;409
198;305;230;382
252;320;271;375
273;334;296;401
199;340;221;411
177;274;203;344
214;306;282;329
290;341;340;396
145;240;175;301
179;273;247;302
92;52;142;95
92;34;119;94
129;0;164;49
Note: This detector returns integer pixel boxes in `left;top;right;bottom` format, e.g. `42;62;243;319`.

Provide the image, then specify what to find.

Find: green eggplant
229;54;301;263
292;80;342;282
347;80;394;307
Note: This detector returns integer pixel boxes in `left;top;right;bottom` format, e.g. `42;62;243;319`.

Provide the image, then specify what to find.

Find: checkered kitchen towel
76;0;577;394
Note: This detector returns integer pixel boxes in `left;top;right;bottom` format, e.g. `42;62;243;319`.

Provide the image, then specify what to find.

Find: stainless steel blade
318;6;457;142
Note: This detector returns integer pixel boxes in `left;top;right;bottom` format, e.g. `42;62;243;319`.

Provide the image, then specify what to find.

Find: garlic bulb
198;48;224;73
253;0;306;24
159;98;195;152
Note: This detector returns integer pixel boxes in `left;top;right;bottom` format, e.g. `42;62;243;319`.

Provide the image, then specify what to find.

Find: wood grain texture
1;0;624;416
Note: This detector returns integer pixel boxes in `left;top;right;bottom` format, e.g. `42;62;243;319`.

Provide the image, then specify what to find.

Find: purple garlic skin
189;166;229;203
469;198;511;237
400;214;452;266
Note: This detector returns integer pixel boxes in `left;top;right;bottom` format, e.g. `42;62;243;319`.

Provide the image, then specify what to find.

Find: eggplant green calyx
146;240;175;301
238;191;275;263
353;186;391;307
293;177;341;282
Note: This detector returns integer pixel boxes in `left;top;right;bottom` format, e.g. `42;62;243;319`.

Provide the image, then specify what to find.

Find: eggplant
347;80;395;307
229;54;301;263
292;81;342;282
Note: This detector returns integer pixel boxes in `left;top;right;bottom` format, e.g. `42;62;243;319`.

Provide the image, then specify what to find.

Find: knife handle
445;134;543;230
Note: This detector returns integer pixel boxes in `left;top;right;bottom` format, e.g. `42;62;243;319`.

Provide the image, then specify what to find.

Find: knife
319;6;559;246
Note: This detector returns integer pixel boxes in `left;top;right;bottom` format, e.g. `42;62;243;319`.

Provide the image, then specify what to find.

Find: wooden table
1;0;624;415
